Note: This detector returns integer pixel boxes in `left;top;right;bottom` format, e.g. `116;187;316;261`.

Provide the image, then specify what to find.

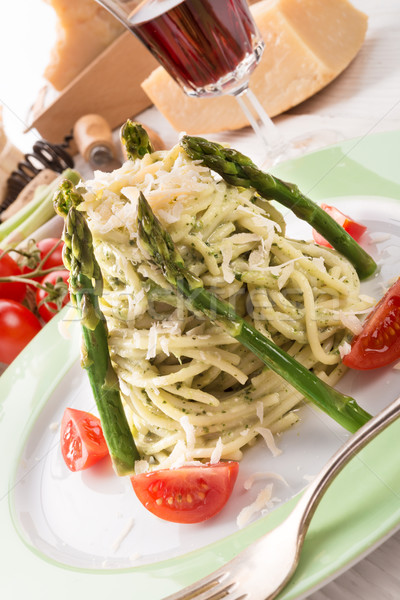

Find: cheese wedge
141;0;368;134
43;0;129;91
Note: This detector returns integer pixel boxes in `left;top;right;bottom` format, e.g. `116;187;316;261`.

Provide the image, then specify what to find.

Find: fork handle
294;393;400;545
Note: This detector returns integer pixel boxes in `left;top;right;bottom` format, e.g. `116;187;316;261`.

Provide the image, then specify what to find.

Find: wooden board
29;31;158;144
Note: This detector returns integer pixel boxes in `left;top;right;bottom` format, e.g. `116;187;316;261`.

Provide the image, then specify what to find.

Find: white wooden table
1;1;400;598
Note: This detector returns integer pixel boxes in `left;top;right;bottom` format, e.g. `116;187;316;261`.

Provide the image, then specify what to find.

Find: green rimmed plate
1;130;400;600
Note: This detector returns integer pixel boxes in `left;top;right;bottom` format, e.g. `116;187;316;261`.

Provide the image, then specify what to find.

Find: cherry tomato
0;253;26;302
0;299;41;364
313;204;367;248
130;461;239;523
343;278;400;370
35;270;70;322
23;238;64;280
60;408;109;472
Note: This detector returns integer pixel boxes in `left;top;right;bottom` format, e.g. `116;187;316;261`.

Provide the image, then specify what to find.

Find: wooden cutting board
29;31;159;144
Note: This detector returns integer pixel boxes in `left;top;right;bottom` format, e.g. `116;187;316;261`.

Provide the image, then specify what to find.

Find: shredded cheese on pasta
79;144;374;468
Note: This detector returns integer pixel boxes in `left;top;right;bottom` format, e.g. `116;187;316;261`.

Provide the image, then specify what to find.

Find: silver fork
163;394;400;600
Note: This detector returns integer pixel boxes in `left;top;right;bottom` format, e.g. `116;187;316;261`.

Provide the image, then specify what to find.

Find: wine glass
94;0;283;162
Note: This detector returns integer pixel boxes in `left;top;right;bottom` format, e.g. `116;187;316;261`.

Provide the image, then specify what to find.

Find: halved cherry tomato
130;461;239;523
0;253;26;302
343;278;400;370
23;238;64;280
60;408;109;472
35;270;70;322
0;299;41;364
313;204;367;248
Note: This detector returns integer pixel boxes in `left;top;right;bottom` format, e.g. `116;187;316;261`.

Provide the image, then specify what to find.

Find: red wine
130;0;262;95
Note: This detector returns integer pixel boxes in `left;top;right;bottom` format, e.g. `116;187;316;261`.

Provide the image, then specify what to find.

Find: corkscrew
3;134;75;212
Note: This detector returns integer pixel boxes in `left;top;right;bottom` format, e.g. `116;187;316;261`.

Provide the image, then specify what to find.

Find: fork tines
164;570;245;600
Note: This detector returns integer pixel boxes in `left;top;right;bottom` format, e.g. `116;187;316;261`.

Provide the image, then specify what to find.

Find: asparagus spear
137;191;372;433
180;136;377;281
54;180;140;475
120;119;154;160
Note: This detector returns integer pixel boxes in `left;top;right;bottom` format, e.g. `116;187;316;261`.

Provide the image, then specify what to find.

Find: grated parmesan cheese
256;401;264;424
237;206;278;234
134;460;150;474
146;323;158;359
243;471;289;490
338;311;364;335
111;517;135;552
255;427;282;457
163;440;188;469
180;415;195;451
248;244;267;270
338;340;352;359
277;263;294;290
236;484;273;528
79;137;372;473
120;186;139;205
158;203;183;224
210;437;223;464
311;256;326;272
159;337;170;356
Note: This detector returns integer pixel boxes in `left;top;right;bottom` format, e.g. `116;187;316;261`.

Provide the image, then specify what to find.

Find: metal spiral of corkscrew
3;134;75;210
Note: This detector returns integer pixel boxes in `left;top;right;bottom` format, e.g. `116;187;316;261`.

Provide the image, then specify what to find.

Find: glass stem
234;86;285;161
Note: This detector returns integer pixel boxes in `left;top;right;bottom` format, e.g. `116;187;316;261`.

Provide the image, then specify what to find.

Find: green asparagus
120;120;154;160
180;136;377;281
54;180;139;475
137;191;372;433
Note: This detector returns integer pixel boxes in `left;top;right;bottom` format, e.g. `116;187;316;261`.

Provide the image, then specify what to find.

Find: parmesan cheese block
141;0;368;134
43;0;137;91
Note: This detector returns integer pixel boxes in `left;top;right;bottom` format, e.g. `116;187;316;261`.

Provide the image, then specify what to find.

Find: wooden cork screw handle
73;114;117;162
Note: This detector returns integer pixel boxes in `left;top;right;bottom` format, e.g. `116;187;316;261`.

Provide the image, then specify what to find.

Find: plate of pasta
1;129;400;600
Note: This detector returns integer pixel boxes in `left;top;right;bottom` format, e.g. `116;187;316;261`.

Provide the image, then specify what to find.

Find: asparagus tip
120;120;154;160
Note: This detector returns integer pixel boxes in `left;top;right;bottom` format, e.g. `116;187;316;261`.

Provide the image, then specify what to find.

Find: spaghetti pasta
79;144;374;467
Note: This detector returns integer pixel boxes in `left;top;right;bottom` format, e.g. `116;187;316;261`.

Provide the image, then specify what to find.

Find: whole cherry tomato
35;270;70;323
0;253;26;302
23;238;64;281
0;299;41;364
